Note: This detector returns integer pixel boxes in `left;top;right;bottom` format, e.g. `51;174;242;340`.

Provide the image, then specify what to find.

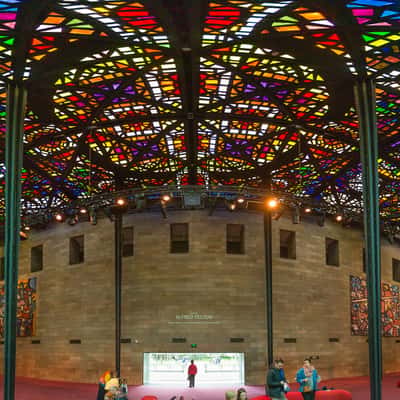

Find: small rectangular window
31;245;43;272
326;238;339;266
122;226;134;257
280;230;296;259
170;223;189;253
0;257;4;281
226;224;244;254
70;235;84;265
393;259;400;282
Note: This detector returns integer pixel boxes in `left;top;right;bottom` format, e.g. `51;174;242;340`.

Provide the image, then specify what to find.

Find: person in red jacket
187;360;197;388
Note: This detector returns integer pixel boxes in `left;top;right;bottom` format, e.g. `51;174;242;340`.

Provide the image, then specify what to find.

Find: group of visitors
266;357;320;400
96;370;129;400
96;357;319;400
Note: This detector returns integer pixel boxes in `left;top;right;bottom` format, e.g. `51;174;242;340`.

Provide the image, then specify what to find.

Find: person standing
296;358;320;400
119;378;128;400
266;360;287;400
96;370;111;400
187;360;197;388
277;358;290;393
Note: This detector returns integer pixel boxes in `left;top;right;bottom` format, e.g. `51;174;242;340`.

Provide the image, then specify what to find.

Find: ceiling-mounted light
237;196;246;204
116;198;127;207
55;212;64;222
335;214;343;222
226;199;236;212
161;193;172;202
266;197;279;210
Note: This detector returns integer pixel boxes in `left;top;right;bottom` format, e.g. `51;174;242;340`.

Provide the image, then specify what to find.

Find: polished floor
0;373;398;400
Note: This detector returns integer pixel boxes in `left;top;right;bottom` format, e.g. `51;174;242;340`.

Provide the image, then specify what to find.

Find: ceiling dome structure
1;0;400;223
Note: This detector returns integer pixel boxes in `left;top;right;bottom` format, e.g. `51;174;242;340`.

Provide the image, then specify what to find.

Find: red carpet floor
0;373;398;400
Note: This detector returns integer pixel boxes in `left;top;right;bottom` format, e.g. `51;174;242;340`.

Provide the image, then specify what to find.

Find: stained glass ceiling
1;0;400;224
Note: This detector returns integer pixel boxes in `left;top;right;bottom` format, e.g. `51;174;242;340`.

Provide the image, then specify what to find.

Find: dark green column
4;84;27;400
263;175;274;368
264;208;273;367
114;213;122;377
354;79;381;400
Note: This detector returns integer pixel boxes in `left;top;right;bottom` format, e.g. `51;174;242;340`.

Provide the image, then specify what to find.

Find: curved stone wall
0;209;399;384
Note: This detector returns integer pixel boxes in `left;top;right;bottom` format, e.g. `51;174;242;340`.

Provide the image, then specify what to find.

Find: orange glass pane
43;16;65;24
275;25;301;32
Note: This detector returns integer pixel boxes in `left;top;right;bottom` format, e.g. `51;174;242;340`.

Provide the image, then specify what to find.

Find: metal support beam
4;84;27;400
354;79;381;400
264;207;273;367
264;174;274;367
114;213;123;377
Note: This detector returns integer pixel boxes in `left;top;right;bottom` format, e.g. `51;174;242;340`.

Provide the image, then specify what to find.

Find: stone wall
0;210;399;384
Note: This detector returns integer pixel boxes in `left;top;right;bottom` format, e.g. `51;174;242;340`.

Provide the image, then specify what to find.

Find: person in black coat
266;360;287;400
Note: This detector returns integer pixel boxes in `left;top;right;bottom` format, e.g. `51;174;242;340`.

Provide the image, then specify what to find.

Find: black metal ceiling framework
0;0;398;228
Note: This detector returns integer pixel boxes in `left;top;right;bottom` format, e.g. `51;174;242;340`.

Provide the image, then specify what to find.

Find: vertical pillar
264;207;273;367
354;79;381;400
4;84;27;400
114;212;122;377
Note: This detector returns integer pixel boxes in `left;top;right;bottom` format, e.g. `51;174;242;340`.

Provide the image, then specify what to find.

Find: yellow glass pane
371;39;389;47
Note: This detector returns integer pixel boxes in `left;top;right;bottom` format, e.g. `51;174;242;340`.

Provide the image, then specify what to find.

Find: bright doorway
143;353;245;386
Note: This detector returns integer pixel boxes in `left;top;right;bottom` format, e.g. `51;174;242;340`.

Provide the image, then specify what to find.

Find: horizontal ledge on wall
69;339;81;344
329;338;340;343
230;337;244;343
284;338;297;343
172;338;187;343
31;339;41;344
121;338;131;343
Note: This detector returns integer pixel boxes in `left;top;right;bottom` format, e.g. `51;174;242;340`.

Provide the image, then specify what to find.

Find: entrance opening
143;353;245;386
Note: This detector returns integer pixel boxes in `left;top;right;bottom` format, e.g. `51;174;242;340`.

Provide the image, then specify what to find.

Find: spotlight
266;197;279;210
116;198;127;207
55;213;64;222
226;199;236;212
79;207;88;214
161;193;172;202
110;197;129;215
237;196;246;204
304;207;312;213
335;214;343;222
23;225;31;231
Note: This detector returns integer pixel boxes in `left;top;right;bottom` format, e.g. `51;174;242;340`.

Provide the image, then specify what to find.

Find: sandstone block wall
0;210;398;384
